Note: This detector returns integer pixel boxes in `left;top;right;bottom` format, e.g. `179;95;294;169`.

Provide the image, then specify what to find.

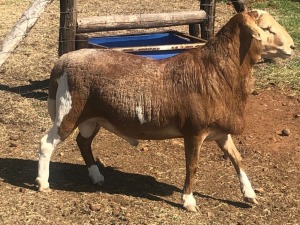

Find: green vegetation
253;0;300;92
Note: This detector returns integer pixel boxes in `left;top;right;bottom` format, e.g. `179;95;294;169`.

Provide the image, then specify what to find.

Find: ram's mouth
280;49;293;58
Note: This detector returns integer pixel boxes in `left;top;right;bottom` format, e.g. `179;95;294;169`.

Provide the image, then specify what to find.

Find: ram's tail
47;59;64;122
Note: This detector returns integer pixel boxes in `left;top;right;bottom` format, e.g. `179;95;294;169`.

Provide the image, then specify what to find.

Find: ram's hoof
39;187;52;192
185;205;200;212
244;197;259;205
36;178;51;192
94;179;105;186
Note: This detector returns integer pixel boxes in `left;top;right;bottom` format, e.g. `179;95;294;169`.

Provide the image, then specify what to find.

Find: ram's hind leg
216;134;258;204
36;125;61;191
77;120;104;186
36;113;77;191
37;73;77;191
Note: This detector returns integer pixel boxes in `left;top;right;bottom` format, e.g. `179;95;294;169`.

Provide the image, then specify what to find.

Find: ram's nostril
291;45;296;50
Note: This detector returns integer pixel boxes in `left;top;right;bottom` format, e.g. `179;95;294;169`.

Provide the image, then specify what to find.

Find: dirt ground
0;1;299;224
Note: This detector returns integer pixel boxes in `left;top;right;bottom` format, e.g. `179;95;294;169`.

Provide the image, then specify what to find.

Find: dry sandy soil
0;0;299;224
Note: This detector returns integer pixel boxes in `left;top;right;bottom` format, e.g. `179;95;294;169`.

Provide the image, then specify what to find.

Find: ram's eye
262;26;276;34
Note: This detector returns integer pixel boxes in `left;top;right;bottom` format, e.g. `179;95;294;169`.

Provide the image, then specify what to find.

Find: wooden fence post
200;0;216;40
58;0;77;56
189;24;200;38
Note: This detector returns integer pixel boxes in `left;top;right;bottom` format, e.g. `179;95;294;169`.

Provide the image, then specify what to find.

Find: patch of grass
252;0;300;92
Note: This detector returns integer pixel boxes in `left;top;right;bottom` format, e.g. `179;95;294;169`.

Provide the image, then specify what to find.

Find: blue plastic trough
88;32;204;60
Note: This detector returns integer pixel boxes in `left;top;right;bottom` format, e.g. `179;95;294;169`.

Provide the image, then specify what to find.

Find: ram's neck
198;25;261;98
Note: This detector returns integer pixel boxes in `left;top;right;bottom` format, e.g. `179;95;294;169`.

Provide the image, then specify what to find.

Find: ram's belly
80;117;182;143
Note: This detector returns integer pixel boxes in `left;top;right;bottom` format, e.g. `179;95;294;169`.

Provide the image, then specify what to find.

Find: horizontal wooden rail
77;11;207;33
89;42;206;52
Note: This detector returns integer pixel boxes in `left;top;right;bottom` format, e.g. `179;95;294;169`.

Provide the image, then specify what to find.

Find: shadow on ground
0;157;250;209
0;79;49;100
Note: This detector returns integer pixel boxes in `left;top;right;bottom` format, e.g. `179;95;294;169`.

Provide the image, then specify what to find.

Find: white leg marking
88;165;105;186
240;170;256;199
36;126;61;191
183;193;198;212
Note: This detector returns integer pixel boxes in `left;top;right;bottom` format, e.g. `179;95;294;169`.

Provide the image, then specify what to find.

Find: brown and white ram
36;10;294;212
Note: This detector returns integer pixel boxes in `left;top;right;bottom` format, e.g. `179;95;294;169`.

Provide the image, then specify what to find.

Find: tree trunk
0;0;53;67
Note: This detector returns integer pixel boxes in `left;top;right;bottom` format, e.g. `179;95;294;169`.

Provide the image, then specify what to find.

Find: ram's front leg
182;131;209;212
216;134;258;204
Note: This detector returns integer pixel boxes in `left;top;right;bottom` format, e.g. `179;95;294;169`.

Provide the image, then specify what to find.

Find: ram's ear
244;13;267;42
249;25;263;41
